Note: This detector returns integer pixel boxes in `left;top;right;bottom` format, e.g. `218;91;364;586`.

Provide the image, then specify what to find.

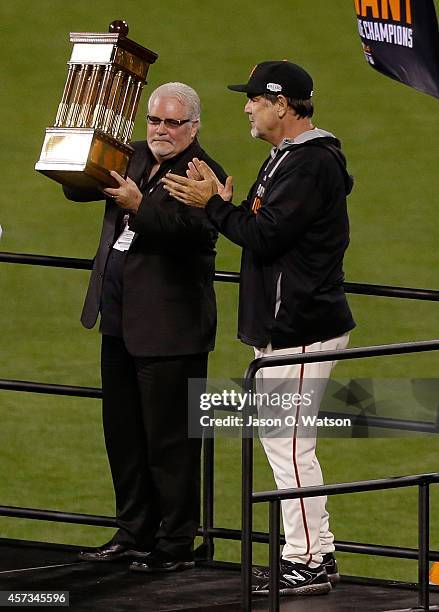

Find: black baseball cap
228;60;313;99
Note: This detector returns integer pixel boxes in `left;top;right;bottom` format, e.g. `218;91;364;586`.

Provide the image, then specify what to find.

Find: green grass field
1;0;439;585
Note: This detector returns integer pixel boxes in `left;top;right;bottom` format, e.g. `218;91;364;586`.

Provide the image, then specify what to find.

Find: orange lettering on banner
361;0;380;18
358;0;412;25
381;0;401;21
406;0;412;24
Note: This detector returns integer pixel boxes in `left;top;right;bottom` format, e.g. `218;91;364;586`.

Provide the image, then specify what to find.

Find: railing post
242;435;253;611
394;478;439;612
242;367;258;611
202;437;215;561
418;479;430;611
269;499;281;612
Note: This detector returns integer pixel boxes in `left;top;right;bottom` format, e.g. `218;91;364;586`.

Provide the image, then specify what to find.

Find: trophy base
35;127;133;189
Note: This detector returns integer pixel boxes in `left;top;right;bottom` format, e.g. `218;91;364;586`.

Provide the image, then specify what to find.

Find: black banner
354;0;439;98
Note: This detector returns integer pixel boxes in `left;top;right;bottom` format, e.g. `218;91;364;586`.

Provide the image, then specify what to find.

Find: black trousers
101;335;206;559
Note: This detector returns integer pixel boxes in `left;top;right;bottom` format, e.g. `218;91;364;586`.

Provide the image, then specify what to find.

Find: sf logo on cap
267;82;282;92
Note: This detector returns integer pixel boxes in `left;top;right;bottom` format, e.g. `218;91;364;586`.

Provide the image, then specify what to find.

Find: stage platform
1;538;439;611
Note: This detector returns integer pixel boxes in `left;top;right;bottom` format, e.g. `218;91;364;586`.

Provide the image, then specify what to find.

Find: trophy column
35;21;158;189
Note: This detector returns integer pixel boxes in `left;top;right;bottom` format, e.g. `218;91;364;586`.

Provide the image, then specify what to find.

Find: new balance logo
283;570;307;583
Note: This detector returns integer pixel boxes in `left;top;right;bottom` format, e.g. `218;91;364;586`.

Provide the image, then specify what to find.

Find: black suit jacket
64;139;226;357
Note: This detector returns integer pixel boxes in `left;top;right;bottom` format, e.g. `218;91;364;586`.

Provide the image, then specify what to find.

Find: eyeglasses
147;115;193;128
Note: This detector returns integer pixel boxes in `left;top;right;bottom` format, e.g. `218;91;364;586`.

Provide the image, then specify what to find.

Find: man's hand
162;159;233;208
104;171;142;213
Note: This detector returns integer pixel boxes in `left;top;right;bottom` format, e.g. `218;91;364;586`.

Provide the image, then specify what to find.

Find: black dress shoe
78;542;150;562
129;550;195;573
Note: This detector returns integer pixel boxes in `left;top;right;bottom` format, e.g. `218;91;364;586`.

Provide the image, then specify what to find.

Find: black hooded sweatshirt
205;133;356;349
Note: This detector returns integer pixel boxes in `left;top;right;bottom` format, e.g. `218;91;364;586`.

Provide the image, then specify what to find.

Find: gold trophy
35;20;158;189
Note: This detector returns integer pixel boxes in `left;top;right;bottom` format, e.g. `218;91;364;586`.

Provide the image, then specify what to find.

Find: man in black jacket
64;82;226;572
163;62;355;595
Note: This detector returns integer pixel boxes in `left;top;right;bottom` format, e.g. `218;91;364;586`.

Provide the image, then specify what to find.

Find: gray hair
148;82;201;123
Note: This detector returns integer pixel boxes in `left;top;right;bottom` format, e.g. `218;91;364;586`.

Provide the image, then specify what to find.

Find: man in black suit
64;82;226;572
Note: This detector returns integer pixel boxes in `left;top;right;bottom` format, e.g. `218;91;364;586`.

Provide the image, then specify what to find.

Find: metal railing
241;341;439;612
3;250;439;612
2;250;439;301
253;474;439;612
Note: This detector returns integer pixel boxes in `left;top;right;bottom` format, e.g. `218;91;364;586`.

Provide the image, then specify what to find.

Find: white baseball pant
254;333;350;567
